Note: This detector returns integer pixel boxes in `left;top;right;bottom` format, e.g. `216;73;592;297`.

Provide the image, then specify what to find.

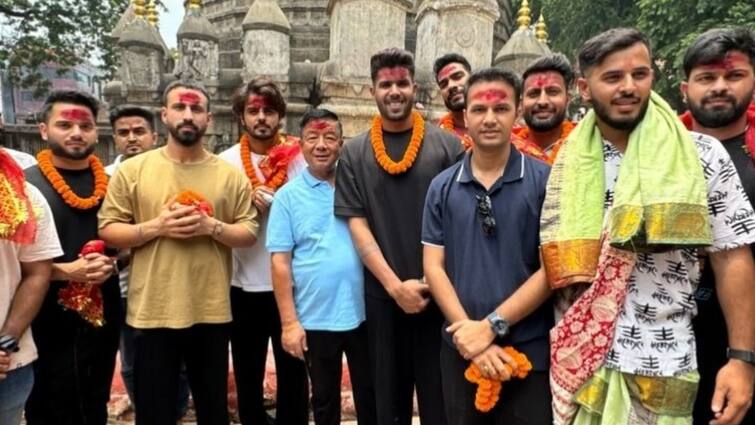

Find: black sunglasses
475;194;496;236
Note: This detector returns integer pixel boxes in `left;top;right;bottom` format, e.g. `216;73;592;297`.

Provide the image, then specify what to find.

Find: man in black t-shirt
335;48;463;425
681;28;755;425
24;91;121;425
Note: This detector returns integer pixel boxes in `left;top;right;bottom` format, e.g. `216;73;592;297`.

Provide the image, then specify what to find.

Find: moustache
610;94;641;104
702;94;736;106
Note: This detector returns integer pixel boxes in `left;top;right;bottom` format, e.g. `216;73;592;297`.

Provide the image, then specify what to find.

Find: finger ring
482;365;490;372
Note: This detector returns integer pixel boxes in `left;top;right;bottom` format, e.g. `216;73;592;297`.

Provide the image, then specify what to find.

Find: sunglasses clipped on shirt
475;193;496;236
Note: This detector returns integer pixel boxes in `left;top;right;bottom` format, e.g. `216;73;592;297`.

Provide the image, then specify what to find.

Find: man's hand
281;321;307;361
156;200;202;239
387;279;430;314
59;257;90;282
447;319;496;360
471;345;518;380
710;359;754;425
0;351;10;380
82;253;115;285
253;186;274;215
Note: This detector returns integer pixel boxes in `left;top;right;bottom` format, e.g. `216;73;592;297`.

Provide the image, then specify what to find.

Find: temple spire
516;0;532;30
134;0;146;19
535;13;548;44
146;0;159;27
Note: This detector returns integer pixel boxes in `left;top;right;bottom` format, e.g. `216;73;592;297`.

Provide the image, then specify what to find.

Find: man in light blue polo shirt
267;108;376;425
422;68;554;425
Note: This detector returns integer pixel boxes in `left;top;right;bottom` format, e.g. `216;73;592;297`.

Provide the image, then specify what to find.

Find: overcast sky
159;0;185;49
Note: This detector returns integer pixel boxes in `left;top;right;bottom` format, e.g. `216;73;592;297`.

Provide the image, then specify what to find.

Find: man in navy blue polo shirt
422;67;554;425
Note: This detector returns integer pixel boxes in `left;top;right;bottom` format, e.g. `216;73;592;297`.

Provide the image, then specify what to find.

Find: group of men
0;24;754;425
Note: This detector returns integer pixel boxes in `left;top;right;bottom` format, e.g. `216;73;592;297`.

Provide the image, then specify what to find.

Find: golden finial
187;0;202;9
535;13;549;43
516;0;532;30
146;0;159;27
134;0;146;19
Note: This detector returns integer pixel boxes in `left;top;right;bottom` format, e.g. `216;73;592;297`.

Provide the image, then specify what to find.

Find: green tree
537;0;754;109
0;0;130;97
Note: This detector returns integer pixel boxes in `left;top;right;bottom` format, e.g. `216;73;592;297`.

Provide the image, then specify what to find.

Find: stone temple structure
104;0;552;148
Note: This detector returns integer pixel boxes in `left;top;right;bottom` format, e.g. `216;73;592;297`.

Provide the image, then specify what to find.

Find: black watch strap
0;334;20;353
727;348;755;365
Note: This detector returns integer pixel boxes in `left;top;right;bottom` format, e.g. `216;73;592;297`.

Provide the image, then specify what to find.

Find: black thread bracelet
0;335;20;353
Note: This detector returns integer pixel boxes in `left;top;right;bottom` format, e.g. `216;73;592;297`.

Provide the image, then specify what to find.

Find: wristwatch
486;312;510;338
0;335;19;353
727;348;755;366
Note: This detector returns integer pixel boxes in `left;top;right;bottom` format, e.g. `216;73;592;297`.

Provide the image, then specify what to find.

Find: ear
577;77;591;103
207;111;213;126
38;122;48;141
679;81;689;104
161;106;168;124
369;85;375;97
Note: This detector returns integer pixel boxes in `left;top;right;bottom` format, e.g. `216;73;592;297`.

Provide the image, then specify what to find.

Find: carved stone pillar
241;0;292;83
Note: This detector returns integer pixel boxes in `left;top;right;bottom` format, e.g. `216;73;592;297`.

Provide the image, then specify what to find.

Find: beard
444;87;465;112
245;123;277;141
687;92;752;128
524;107;567;132
168;121;204;146
591;95;649;132
48;139;95;160
377;94;414;122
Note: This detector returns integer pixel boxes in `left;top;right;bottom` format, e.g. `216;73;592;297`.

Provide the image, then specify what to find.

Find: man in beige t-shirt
99;80;258;425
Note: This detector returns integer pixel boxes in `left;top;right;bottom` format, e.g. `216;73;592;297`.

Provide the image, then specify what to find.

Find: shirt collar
302;167;328;188
456;145;525;186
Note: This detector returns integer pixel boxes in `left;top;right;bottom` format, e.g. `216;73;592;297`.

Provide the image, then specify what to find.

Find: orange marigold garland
240;133;301;191
371;111;425;175
439;112;473;150
176;190;214;216
58;240;107;327
512;121;575;164
464;346;533;412
36;149;108;210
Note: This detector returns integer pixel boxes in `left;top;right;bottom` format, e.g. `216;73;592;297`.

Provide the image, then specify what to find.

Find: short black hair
683;27;755;78
232;76;287;119
108;105;155;131
578;28;651;76
370;48;415;83
161;79;211;111
433;53;472;81
299;108;343;137
522;53;575;88
38;90;99;124
464;67;522;106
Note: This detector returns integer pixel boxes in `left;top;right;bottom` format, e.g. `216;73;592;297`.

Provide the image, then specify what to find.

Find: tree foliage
0;0;130;96
538;0;755;108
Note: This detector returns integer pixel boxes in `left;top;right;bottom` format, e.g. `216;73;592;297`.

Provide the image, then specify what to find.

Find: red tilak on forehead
377;67;410;81
532;74;559;88
472;89;508;103
60;108;93;122
702;51;749;71
307;119;335;131
178;92;201;105
438;64;459;81
247;95;269;109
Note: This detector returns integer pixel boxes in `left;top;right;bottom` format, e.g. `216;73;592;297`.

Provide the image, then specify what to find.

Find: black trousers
440;342;552;425
132;324;230;425
365;295;446;425
306;323;377;425
25;283;121;425
230;288;308;425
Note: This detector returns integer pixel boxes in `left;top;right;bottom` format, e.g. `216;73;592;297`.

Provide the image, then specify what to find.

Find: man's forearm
271;252;299;326
100;219;161;249
212;221;256;248
424;245;468;323
1;260;52;339
711;246;755;350
348;217;402;292
493;268;552;325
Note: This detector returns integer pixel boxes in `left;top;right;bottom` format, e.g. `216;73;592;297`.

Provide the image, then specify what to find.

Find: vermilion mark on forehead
178;92;201;105
377;67;410;81
438;64;460;81
702;51;749;71
472;89;508;103
307;119;335;131
247;95;269;109
60;108;93;123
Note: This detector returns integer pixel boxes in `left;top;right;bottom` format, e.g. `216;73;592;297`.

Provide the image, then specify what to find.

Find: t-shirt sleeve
421;176;445;247
266;188;294;253
334;145;366;218
700;137;755;252
231;173;259;237
98;166;135;228
18;184;63;263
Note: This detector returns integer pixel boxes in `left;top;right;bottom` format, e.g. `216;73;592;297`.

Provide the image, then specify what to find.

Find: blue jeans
0;363;34;425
